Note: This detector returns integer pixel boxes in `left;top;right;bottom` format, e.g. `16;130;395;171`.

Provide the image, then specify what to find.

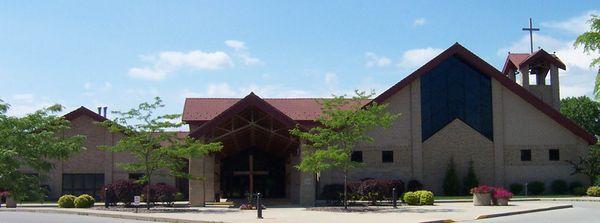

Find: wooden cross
522;18;540;54
232;155;268;196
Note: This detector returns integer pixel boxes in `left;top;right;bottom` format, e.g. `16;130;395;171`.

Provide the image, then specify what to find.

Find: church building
45;43;594;206
183;43;595;206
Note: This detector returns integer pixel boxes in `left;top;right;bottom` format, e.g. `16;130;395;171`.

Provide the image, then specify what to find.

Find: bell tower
502;50;566;110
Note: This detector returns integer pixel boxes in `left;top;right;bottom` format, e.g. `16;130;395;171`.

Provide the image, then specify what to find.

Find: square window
351;151;363;163
520;150;532;161
382;151;394;163
549;149;560;161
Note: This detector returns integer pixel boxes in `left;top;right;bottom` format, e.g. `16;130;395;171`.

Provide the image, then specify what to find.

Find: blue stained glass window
420;56;493;141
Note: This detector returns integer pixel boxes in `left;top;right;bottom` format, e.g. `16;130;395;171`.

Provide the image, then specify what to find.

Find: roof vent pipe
97;107;102;115
103;106;108;118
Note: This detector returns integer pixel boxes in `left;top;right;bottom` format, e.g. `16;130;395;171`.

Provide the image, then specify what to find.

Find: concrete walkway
0;201;574;223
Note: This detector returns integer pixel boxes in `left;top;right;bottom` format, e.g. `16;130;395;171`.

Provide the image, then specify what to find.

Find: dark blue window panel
420;56;493;141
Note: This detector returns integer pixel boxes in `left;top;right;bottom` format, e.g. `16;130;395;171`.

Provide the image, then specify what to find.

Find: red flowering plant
493;188;513;200
470;185;494;194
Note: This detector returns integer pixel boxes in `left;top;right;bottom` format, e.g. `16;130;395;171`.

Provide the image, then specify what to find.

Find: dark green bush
462;161;479;195
58;194;76;208
320;184;344;204
595;176;600;186
174;192;184;201
403;191;420;205
407;180;423;192
527;181;545;195
443;158;460;196
573;187;587;196
587;186;600;197
551;180;568;194
74;194;95;208
509;183;524;195
569;182;583;194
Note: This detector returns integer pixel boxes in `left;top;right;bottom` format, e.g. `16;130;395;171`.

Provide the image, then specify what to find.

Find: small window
351;151;363;163
382;151;394;163
520;150;532;161
549;149;560;161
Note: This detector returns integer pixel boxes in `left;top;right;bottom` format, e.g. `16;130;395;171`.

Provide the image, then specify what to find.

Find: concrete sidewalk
0;201;573;223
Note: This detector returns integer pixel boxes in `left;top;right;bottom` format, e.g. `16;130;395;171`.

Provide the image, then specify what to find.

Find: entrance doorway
220;148;286;198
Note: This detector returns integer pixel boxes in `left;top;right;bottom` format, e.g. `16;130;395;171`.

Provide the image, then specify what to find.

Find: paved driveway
0;212;163;223
462;201;600;223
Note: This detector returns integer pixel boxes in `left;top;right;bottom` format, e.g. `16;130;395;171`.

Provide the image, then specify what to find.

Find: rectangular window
382;151;394;163
549;149;560;161
520;149;532;161
351;151;363;163
62;174;104;198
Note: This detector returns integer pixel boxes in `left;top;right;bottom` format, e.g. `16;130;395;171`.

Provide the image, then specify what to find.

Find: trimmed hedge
142;183;178;206
587;186;600;197
573;187;587;196
509;183;524;195
58;195;77;208
320;179;405;205
403;190;434;206
74;194;95;208
551;180;568;195
527;181;545;195
569;182;583;194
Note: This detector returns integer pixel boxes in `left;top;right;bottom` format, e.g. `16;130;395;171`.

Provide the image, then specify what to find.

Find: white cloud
240;53;264;66
413;18;426;26
128;50;233;80
225;40;247;51
5;94;54;117
365;52;391;68
84;82;92;90
181;83;316;99
542;10;599;34
324;72;338;85
397;47;443;69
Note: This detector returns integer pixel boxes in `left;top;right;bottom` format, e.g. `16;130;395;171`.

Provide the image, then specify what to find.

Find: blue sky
0;1;598;118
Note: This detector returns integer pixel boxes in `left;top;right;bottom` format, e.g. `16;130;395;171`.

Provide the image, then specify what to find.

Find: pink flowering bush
470;185;493;194
493;188;513;199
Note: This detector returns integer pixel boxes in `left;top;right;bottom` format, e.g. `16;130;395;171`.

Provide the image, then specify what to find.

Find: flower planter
472;193;492;206
496;198;509;206
5;197;17;208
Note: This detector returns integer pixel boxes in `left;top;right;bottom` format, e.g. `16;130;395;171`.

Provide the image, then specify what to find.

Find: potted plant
470;185;493;206
493;188;513;206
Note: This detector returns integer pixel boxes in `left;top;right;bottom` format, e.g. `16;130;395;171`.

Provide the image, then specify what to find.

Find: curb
0;208;222;223
419;220;455;223
436;198;540;203
475;204;573;220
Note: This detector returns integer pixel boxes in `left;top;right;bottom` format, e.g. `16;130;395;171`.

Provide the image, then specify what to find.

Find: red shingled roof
183;97;370;122
501;50;566;75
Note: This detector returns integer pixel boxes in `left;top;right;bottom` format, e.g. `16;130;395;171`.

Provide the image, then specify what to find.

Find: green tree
574;14;600;99
568;146;600;184
442;158;460;196
560;96;600;137
99;97;222;209
290;91;399;209
462;160;479;195
0;100;85;202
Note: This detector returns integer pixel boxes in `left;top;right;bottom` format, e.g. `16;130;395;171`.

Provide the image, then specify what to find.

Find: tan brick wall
422;119;495;194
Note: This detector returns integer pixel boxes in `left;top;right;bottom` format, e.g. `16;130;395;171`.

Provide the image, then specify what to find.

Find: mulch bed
91;206;239;213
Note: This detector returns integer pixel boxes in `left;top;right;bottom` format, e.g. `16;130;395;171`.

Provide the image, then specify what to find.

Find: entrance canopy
189;92;300;158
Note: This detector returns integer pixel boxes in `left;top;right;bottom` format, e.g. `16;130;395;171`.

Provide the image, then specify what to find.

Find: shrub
595;176;600;186
463;160;479;195
174;192;184;201
403;191;420;205
509;183;524;195
443;158;460;196
58;195;76;208
551;180;568;194
527;181;545;195
573;187;587;196
407;180;423;192
74;194;95;208
321;184;344;204
587;186;600;197
102;180;142;206
358;179;384;205
417;190;434;205
383;179;405;200
143;183;178;206
569;182;583;194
